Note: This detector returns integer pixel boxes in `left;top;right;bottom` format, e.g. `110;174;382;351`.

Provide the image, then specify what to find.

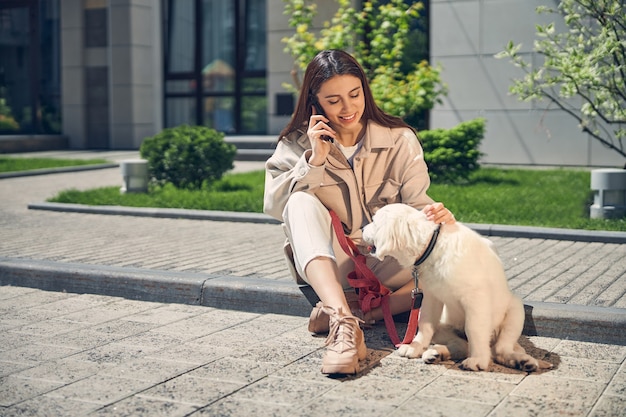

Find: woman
264;50;455;375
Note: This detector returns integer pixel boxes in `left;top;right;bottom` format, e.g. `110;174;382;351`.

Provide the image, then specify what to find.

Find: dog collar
413;224;442;267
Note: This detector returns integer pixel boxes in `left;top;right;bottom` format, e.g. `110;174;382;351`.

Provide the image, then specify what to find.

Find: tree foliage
282;0;447;125
496;0;626;164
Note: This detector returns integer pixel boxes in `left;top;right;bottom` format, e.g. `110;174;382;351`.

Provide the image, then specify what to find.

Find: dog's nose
367;245;376;254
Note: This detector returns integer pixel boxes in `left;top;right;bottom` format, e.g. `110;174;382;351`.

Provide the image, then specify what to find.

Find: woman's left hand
423;202;456;224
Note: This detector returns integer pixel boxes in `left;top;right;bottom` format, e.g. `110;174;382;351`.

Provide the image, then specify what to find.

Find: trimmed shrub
421;118;485;183
139;125;237;190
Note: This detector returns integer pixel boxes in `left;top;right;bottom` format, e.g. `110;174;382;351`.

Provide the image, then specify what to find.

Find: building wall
266;0;291;136
108;0;162;149
61;0;162;150
57;0;622;166
61;0;87;148
430;0;623;167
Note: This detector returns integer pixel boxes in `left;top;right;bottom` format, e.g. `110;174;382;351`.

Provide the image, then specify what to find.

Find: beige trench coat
264;120;435;285
264;119;435;247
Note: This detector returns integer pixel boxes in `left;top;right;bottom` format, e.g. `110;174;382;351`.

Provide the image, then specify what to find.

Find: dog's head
363;204;436;268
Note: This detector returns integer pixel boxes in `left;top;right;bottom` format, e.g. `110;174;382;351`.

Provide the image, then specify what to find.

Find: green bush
421;118;485;183
139;125;237;190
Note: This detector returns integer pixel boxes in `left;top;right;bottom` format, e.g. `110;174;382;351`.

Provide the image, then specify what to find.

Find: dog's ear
404;209;425;244
370;212;404;259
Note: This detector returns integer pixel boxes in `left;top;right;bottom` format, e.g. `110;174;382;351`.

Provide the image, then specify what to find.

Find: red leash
329;210;420;347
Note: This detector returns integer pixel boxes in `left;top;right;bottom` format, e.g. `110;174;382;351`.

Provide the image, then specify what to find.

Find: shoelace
324;314;363;353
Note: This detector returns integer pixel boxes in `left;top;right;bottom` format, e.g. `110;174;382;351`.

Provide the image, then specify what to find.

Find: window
0;0;61;134
163;0;267;134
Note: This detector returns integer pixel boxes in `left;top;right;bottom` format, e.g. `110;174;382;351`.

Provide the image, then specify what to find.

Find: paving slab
0;286;624;416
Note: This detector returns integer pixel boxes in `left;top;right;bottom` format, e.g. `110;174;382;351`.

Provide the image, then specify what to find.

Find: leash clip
411;267;422;309
412;267;419;286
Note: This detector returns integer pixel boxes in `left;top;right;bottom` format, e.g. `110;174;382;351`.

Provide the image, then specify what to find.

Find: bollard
590;168;626;219
120;159;148;193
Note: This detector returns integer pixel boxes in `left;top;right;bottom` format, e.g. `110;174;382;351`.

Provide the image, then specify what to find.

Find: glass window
0;1;61;135
165;80;196;94
202;59;234;93
203;97;234;133
40;0;61;134
244;0;266;71
163;0;267;134
241;95;266;134
242;77;266;93
201;0;235;93
165;0;195;73
165;97;196;128
0;6;31;133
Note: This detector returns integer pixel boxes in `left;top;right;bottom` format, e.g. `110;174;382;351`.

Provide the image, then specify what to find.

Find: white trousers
281;192;413;292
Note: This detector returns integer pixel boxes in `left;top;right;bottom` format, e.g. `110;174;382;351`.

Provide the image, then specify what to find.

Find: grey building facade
430;0;623;167
0;0;621;167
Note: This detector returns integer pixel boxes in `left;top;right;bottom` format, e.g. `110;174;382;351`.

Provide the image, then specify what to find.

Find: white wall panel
430;0;623;167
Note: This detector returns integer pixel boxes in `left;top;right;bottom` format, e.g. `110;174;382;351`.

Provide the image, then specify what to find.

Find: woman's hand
423;202;456;224
307;106;336;166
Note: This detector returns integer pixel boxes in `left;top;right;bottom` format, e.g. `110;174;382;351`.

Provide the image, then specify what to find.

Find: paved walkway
0;151;625;416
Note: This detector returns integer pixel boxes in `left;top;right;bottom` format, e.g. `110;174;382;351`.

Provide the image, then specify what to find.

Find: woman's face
315;75;365;135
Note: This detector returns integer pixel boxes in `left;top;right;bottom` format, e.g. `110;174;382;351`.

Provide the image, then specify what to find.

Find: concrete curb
1;257;624;346
0;163;119;179
467;222;626;244
28;202;626;243
523;302;626;346
0;257;311;315
28;202;281;224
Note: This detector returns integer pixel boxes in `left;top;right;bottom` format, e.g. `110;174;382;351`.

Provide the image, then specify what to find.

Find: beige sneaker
308;291;371;334
320;306;367;375
308;301;331;334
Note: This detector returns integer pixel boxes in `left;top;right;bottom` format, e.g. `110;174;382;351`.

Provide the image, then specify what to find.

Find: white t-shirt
336;141;363;167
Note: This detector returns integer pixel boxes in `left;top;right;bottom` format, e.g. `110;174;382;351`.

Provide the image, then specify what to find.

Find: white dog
362;203;552;372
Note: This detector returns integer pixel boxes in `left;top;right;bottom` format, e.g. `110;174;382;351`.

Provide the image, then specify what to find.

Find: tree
281;0;447;128
496;0;626;165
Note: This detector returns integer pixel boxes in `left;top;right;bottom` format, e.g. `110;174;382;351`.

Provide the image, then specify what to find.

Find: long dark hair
279;50;413;140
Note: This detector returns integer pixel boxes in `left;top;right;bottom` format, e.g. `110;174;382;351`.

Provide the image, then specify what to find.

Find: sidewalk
0;151;625;416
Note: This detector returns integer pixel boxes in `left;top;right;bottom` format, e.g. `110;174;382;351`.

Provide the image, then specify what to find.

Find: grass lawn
0;156;110;173
47;167;626;232
50;170;266;213
427;168;625;231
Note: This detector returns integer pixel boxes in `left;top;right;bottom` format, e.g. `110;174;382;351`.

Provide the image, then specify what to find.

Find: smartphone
313;100;325;117
312;100;334;142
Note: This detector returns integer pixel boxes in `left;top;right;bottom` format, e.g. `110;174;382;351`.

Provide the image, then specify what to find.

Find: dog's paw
396;342;425;359
460;356;490;371
514;355;553;372
497;353;553;372
422;348;442;364
517;357;539;372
